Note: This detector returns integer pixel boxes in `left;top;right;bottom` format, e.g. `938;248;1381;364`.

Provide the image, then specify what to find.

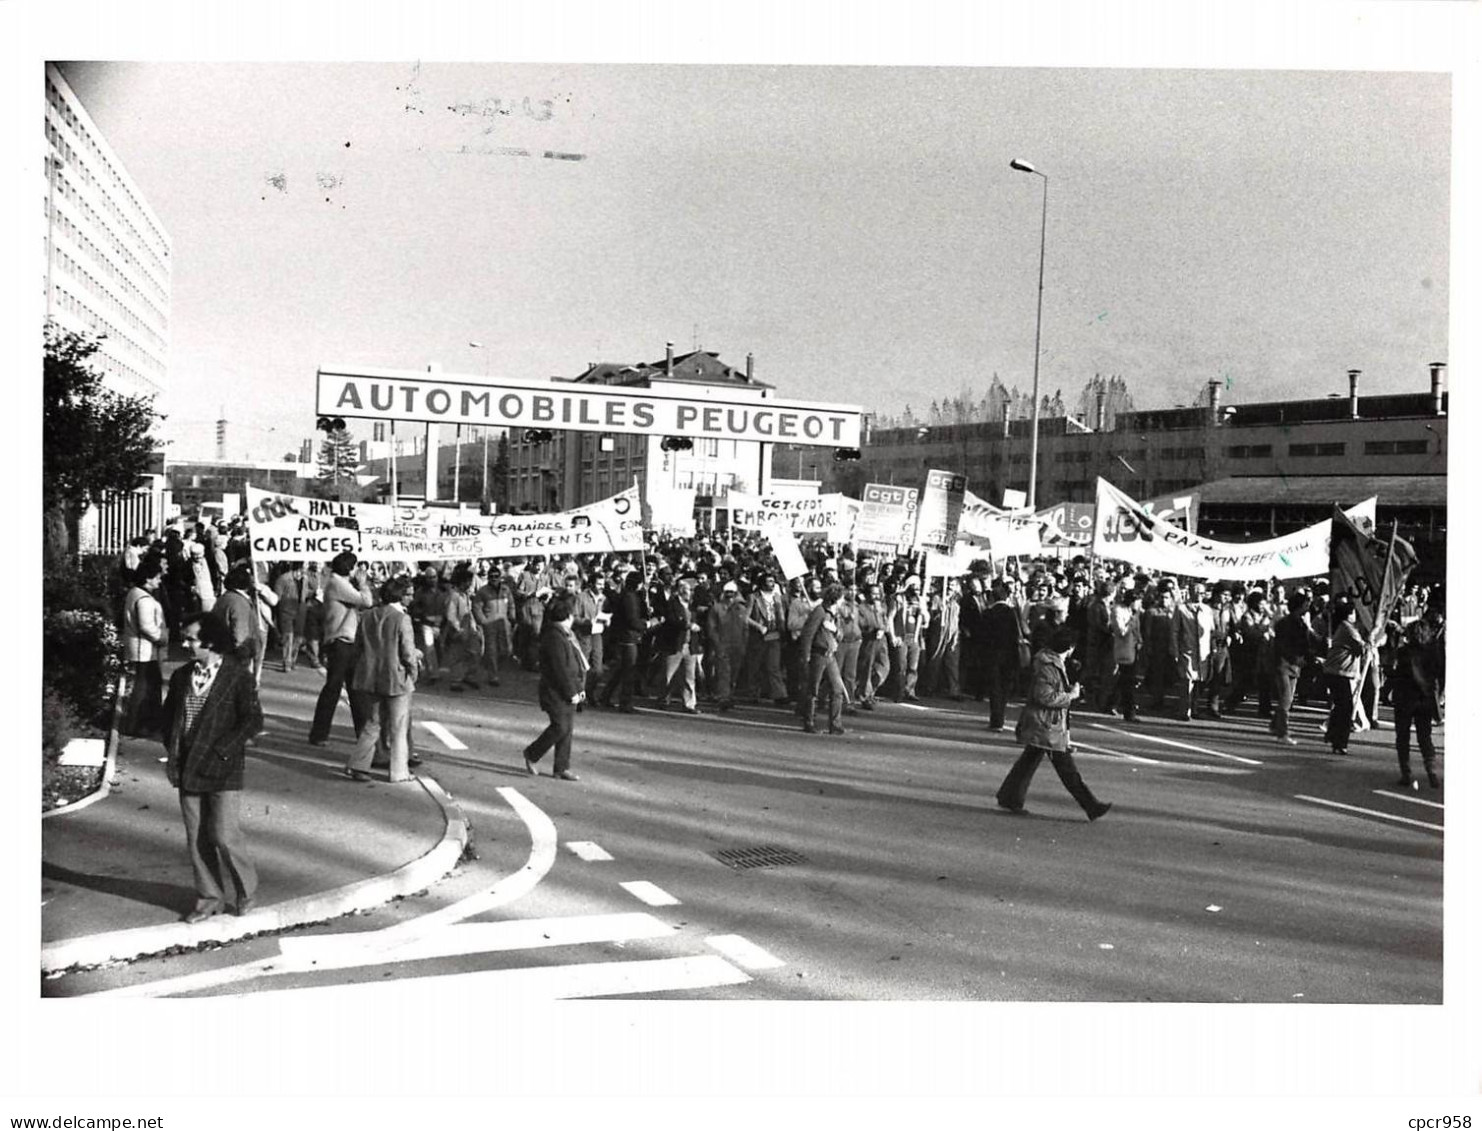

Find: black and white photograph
10;2;1479;1128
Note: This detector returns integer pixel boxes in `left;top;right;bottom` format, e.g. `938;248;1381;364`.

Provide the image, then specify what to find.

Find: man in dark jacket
798;583;847;734
982;580;1025;731
1389;619;1443;789
1270;589;1324;743
160;612;264;922
522;593;588;780
599;570;650;713
656;578;700;713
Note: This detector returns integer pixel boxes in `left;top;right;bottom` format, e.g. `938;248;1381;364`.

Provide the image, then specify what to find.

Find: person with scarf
522;593;588;780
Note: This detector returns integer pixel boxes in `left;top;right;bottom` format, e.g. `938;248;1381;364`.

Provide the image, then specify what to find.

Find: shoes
554;770;580;781
844;706;858;716
905;695;920;703
1427;769;1441;789
184;904;224;924
522;754;539;776
235;896;256;916
718;701;734;713
996;798;1025;814
449;684;464;693
1088;801;1113;822
1279;736;1299;746
1332;746;1349;757
802;723;817;734
341;768;373;783
1396;774;1418;790
490;678;501;687
407;753;424;768
1122;713;1138;722
859;700;875;711
308;738;327;747
986;723;1005;732
681;706;699;715
828;725;846;735
1179;712;1192;722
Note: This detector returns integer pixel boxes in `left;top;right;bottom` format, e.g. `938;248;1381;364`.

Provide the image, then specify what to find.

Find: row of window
45;78;171;267
48;166;171;308
47;196;169;330
50;283;164;386
1228;441;1432;459
48;241;169;358
1054;450;1093;463
1158;446;1204;460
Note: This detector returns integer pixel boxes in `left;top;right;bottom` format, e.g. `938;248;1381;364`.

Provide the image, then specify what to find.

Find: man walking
308;551;374;746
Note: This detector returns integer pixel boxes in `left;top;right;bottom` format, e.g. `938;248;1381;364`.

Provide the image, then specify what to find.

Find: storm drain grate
710;845;809;870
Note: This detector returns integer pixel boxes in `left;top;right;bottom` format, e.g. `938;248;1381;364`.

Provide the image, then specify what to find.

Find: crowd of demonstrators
109;516;1446;798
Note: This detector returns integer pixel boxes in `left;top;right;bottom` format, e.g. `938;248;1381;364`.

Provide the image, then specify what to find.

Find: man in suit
522;593;587;780
656;577;700;713
345;576;421;783
160;612;264;922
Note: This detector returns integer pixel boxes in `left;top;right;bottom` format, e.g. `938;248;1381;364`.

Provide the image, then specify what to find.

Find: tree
43;322;162;568
317;428;359;487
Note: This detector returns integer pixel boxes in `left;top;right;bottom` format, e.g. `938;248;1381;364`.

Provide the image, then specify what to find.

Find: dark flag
1329;507;1418;641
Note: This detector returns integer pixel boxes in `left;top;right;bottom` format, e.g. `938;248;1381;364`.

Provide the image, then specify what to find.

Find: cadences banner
317;365;863;448
854;484;919;554
727;491;855;541
245;485;644;561
1092;478;1377;580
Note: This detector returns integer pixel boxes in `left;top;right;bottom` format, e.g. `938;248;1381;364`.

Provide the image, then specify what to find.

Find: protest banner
1037;501;1095;546
1092;477;1376;581
246;484;643;561
913;470;967;553
767;525;809;581
317;365;863;448
958;490;1044;556
1329;508;1417;639
647;486;697;539
854;484;919;554
728;490;854;541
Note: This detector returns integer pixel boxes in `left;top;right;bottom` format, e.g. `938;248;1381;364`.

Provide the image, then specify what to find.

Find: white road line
275;912;674;969
1294;795;1445;832
1072;742;1162;765
1089;723;1263;765
88;785;558;998
224;955;751;1001
419;721;468;750
567;841;613;861
620;880;680;907
1372;790;1445;811
705;934;785;970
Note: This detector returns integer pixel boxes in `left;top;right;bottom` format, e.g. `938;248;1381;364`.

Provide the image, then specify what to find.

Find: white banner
767;526;810;581
317;365;863;448
1092;477;1377;580
959;490;1043;556
647;486;697;539
854;483;918;553
246;485;644;561
728;490;854;541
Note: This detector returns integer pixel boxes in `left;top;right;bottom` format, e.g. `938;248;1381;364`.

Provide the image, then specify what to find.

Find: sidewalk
41;722;469;975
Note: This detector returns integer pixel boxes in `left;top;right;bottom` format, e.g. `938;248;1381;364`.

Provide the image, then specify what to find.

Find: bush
43;609;122;726
41;686;81;758
43;557;118;619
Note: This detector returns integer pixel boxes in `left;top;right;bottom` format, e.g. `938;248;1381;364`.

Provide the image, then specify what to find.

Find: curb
42;673;126;822
40;772;469;975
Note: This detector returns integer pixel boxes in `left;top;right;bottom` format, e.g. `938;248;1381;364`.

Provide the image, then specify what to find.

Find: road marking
1372;790;1444;811
225;955;751;1001
620;880;680;907
1089;723;1262;765
1294;795;1444;832
705;934;784;970
87;785;558;998
1072;742;1162;765
275;912;674;969
419;721;468;750
568;840;614;861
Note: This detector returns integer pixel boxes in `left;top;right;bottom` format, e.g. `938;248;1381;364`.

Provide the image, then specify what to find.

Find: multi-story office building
506;345;777;526
44;63;172;400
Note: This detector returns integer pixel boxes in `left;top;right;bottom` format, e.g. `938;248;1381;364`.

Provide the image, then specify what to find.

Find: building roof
1197;475;1447;508
568;349;773;390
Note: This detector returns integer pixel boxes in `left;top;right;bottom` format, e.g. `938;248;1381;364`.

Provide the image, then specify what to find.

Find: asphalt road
50;661;1443;1002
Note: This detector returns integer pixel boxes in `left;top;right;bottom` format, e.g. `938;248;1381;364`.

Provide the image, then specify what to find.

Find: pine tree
317;429;359;484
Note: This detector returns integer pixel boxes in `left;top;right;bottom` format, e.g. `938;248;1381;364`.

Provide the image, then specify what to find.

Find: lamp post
1010;157;1048;509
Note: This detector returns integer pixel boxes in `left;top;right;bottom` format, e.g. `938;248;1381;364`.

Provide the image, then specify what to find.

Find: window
1365;439;1429;456
1288;442;1345;458
1226;444;1272;459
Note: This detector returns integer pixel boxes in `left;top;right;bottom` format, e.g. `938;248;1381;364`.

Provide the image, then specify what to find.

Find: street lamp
1010;157;1049;509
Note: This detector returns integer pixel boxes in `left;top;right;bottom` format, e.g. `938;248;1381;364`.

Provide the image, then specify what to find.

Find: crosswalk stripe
275;912;675;969
620;880;680;906
224;955;752;1000
567;841;614;861
1072;742;1162;765
705;934;784;970
1089;722;1262;765
1372;789;1444;811
1294;795;1444;832
419;721;468;750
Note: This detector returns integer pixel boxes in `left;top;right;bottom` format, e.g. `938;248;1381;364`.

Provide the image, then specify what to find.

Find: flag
1375;524;1419;644
1328;505;1388;635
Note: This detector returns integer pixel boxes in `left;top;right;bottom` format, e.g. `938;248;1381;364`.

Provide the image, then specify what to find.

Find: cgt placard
854;484;919;554
728;491;854;541
913;470;967;554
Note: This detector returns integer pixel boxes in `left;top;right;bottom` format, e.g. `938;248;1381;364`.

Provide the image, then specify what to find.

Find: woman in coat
995;624;1112;821
160;611;263;921
521;593;588;780
120;558;167;737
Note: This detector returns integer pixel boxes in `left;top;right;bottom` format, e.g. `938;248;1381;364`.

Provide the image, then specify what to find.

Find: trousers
996;745;1103;816
309;639;367;743
347;692;412;781
179;789;257;910
525;700;575;774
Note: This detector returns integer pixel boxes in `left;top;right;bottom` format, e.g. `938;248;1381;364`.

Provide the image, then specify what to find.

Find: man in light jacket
308;551;375;745
345;576;421;783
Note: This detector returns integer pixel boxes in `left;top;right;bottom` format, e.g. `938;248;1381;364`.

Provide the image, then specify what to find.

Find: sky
56;59;1451;461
